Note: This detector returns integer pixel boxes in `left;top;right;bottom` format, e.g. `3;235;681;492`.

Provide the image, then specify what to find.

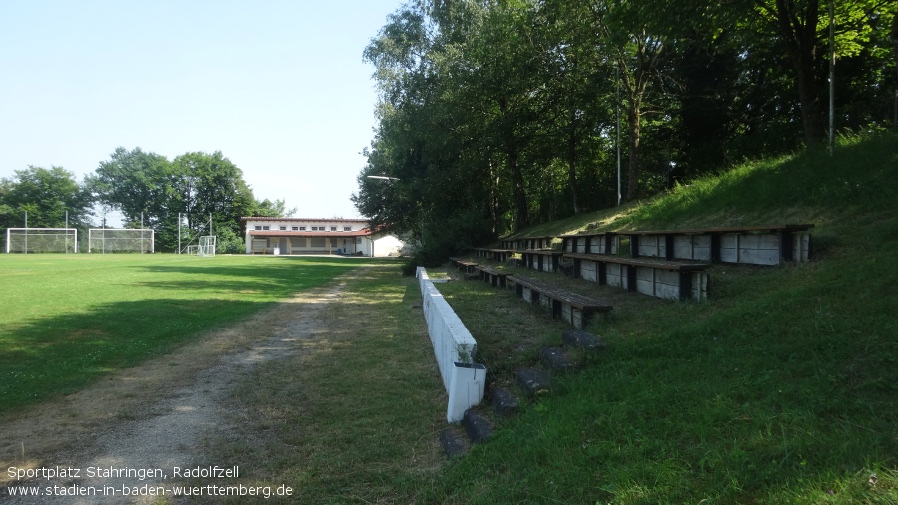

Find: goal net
6;228;78;254
88;228;154;253
197;235;216;257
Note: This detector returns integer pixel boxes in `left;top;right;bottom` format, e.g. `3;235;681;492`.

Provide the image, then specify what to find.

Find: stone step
462;409;494;444
539;346;578;374
514;368;552;396
491;386;519;416
562;329;607;352
439;426;470;458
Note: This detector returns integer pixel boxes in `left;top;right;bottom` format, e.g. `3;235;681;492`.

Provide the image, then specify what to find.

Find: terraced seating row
501;223;813;267
507;275;612;329
475;265;509;288
449;257;479;274
472;248;516;263
559;232;618;255
565;253;709;301
623;224;813;265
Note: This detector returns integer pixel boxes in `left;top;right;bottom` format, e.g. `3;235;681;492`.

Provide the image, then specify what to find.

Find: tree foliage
2;146;301;253
354;0;897;261
0;166;94;244
88;147;285;252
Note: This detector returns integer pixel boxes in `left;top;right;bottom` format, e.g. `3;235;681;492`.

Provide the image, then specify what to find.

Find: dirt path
1;274;353;504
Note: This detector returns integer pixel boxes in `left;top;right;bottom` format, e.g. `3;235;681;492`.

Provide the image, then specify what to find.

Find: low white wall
417;267;486;422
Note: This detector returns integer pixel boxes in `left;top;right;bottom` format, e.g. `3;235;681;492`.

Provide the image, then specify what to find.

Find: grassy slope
426;133;898;503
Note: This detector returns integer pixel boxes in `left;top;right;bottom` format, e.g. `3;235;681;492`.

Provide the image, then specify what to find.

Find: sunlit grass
421;132;898;503
0;254;375;414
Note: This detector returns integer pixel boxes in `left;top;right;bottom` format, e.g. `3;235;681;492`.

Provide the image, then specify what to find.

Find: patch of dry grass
188;266;448;504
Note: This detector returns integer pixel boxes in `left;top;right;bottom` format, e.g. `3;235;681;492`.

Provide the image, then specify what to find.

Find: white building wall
241;218;404;257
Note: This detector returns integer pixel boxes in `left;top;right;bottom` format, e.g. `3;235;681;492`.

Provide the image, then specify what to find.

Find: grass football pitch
0;253;373;414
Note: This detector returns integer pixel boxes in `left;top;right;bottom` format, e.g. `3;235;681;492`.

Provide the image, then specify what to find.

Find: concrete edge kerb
417;267;486;422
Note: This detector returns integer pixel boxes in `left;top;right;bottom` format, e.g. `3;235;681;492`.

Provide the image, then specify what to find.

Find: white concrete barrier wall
416;267;486;422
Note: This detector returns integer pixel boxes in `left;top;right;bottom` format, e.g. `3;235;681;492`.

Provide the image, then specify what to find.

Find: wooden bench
521;235;556;251
449;257;479;275
472;248;517;263
559;232;618;255
520;249;566;273
565;253;710;301
507;275;612;329
475;265;509;288
498;238;521;250
622;224;814;265
488;248;517;263
472;247;492;260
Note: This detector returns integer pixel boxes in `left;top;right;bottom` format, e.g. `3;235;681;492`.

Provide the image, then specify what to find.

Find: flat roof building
240;217;404;257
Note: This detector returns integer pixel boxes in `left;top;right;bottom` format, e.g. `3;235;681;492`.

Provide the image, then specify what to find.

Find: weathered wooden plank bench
622;224;814;265
488;249;517;263
521;235;556;251
498;238;521;250
475;265;509;288
449;257;479;275
472;247;492;260
507;275;612;329
470;248;517;263
521;249;567;273
496;236;556;252
565;253;710;301
559;232;619;255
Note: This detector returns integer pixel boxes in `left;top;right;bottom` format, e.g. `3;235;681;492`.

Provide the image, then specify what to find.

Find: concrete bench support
625;224;814;265
568;253;710;301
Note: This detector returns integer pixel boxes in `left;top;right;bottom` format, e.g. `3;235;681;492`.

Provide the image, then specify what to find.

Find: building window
254;226;262;230
330;226;337;231
279;226;287;231
262;226;270;231
344;226;352;231
311;226;319;231
292;226;299;231
299;226;306;231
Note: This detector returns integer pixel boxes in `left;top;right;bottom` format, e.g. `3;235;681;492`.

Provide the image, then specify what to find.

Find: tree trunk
626;100;641;202
508;144;529;229
488;157;500;235
772;0;826;148
892;13;898;126
499;97;529;229
567;108;580;215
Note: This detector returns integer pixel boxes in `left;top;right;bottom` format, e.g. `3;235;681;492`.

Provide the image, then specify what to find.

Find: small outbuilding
240;217;404;257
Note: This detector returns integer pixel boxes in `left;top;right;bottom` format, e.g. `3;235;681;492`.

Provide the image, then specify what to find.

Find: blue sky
0;0;404;222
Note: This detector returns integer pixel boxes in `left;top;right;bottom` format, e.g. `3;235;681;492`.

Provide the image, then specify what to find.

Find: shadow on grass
0;258;390;414
0;297;274;414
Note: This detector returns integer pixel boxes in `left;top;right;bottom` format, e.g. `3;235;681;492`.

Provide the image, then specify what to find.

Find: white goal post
88;228;154;253
6;228;78;254
197;235;216;257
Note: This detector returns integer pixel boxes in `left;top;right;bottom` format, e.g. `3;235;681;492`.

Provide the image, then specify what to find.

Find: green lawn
419;133;898;503
0;254;372;414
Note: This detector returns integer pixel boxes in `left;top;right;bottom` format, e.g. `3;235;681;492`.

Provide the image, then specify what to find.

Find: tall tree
91;147;258;251
0;166;93;233
591;0;670;201
740;0;898;147
87;147;173;226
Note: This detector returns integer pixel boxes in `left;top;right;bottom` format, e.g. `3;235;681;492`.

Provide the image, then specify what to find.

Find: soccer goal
88;228;154;253
197;235;216;257
6;228;78;254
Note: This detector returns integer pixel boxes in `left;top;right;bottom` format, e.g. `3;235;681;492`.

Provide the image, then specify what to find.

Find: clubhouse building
240;217;404;257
